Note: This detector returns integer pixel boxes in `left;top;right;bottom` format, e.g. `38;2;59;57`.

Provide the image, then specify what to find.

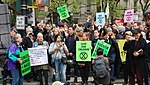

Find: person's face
133;23;139;29
82;34;88;40
37;35;43;42
107;31;113;37
112;24;117;29
46;24;50;30
94;30;99;38
16;35;22;43
68;27;74;34
54;29;59;35
56;36;62;42
134;33;141;40
10;30;17;37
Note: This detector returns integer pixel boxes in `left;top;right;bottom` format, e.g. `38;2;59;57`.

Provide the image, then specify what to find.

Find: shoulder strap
74;35;76;41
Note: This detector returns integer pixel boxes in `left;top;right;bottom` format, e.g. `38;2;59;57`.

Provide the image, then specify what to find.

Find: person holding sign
8;34;24;85
32;33;49;85
78;33;91;85
49;34;68;84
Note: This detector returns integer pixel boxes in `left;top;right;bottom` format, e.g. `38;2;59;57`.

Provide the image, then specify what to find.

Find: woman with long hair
49;34;68;84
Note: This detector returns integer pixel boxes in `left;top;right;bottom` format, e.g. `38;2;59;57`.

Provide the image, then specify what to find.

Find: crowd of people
3;17;150;85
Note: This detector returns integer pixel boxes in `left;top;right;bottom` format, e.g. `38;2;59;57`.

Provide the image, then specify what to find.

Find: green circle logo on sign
79;52;88;60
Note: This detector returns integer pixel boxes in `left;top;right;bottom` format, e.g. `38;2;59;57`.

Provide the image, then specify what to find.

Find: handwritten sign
124;9;134;22
19;50;31;76
96;12;105;26
76;41;91;61
28;47;48;66
57;5;70;20
92;40;111;58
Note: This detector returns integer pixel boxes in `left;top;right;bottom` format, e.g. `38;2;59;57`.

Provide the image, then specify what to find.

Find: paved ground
0;77;125;85
0;67;146;85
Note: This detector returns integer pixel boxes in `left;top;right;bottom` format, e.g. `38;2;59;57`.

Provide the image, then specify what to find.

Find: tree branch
144;0;149;10
139;0;144;12
116;0;120;7
145;3;150;10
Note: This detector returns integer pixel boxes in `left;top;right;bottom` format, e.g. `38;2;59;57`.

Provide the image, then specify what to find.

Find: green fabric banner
57;5;70;20
76;41;91;61
92;40;111;58
19;50;31;76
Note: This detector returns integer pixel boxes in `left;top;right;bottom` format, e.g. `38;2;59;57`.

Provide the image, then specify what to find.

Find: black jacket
123;37;148;78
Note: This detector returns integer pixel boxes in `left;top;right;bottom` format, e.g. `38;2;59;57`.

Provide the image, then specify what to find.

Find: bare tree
139;0;150;20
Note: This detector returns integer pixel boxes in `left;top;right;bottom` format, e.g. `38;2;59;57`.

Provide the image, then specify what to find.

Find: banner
96;12;105;26
28;47;48;66
124;9;134;22
115;19;124;26
19;50;31;76
92;40;111;58
57;5;70;20
117;39;127;62
76;41;91;61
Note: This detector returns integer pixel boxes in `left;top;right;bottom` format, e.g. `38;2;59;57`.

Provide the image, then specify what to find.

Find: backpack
93;57;107;78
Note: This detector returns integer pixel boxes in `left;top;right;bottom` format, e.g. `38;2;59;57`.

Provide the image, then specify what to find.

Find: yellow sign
117;39;126;63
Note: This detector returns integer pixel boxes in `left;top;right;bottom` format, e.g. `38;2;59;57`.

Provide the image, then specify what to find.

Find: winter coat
123;37;149;78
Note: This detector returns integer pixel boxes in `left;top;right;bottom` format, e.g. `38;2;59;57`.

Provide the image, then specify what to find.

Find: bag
61;57;67;64
67;59;74;67
93;57;107;78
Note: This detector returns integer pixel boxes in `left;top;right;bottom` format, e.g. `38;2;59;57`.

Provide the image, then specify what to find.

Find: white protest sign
124;9;134;22
96;12;105;26
28;47;48;66
16;16;25;30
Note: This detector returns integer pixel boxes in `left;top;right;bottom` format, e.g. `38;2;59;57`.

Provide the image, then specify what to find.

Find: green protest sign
92;40;111;58
76;41;91;61
19;50;31;76
57;5;70;20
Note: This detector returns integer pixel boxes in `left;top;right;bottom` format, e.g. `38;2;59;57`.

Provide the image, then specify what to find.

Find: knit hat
132;29;141;34
118;26;126;33
125;31;132;36
76;27;83;32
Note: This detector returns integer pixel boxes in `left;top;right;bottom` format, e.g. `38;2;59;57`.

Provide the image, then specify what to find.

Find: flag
105;2;109;19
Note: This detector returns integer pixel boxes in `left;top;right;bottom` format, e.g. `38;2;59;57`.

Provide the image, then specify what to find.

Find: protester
49;34;68;84
92;48;110;85
123;29;149;85
123;31;133;84
8;33;24;85
78;33;91;85
65;26;79;82
22;26;34;82
33;33;49;85
104;28;120;82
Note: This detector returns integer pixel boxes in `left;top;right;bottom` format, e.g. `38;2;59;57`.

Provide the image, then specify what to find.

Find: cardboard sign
96;12;105;26
57;5;70;20
19;50;31;76
28;47;48;66
92;40;111;58
76;41;91;61
124;9;134;22
16;16;25;30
